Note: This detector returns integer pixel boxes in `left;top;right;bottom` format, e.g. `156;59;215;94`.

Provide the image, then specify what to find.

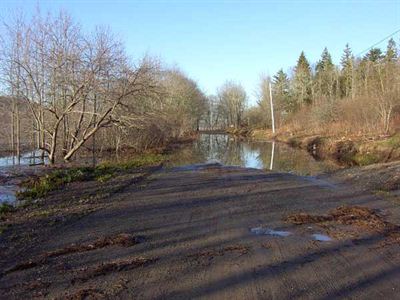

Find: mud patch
285;206;392;231
188;244;250;258
285;206;400;243
4;233;144;275
187;244;250;265
63;288;105;299
5;260;40;274
285;213;333;225
46;233;144;259
76;257;157;282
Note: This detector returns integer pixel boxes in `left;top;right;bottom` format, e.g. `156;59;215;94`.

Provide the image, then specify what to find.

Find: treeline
0;11;207;163
202;81;248;130
250;40;400;136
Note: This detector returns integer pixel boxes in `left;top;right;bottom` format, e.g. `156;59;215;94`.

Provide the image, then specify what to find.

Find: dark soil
1;164;400;299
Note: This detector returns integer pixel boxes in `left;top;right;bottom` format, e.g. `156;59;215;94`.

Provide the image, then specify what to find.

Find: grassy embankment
16;153;166;200
251;129;400;167
0;153;167;237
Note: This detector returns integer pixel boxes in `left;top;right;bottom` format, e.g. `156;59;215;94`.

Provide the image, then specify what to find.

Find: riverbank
1;163;399;298
251;129;400;167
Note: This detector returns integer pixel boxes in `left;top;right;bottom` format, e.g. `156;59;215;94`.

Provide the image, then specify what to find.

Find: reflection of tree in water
168;134;339;175
204;134;245;166
254;142;338;175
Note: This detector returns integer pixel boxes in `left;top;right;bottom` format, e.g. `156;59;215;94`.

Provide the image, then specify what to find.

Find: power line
356;28;400;57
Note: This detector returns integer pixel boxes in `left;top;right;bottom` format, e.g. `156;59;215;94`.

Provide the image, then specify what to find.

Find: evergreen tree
316;47;334;73
315;47;336;98
385;38;397;62
340;43;354;98
293;51;312;105
364;48;383;62
273;69;294;112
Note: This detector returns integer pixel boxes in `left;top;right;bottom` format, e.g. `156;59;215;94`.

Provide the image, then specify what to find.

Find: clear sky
1;0;399;104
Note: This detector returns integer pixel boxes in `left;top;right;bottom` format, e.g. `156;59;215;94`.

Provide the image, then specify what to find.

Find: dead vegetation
187;244;250;259
4;233;144;275
63;288;105;300
75;257;158;282
285;205;400;244
285;206;393;231
46;233;144;259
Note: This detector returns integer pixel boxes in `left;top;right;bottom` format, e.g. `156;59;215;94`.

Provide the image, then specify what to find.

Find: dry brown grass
285;206;400;244
4;233;143;275
76;257;158;281
285;206;392;231
281;96;396;138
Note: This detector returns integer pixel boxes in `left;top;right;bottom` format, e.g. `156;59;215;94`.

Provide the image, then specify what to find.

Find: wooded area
0;11;208;163
250;41;400;136
1;10;399;164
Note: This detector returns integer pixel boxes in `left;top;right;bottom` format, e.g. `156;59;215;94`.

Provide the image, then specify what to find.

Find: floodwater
312;233;333;242
0;150;48;167
251;227;292;237
0;133;341;205
168;134;341;176
0;150;48;205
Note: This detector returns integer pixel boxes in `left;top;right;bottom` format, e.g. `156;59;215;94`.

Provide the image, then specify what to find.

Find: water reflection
0;150;48;167
168;134;340;176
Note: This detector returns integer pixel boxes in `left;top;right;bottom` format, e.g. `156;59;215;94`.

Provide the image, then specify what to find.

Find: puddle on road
312;233;333;242
250;227;292;237
250;227;334;242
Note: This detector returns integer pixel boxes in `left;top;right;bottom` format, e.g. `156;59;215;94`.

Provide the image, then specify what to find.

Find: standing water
0;150;48;205
167;134;340;176
0;134;341;205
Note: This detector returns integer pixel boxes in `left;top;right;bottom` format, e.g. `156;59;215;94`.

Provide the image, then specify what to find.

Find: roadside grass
382;133;400;148
17;153;165;200
0;203;14;216
353;153;381;166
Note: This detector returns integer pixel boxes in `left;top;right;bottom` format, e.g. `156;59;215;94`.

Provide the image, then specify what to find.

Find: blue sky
1;0;399;104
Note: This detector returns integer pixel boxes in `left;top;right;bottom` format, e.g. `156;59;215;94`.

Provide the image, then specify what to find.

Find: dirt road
1;164;400;299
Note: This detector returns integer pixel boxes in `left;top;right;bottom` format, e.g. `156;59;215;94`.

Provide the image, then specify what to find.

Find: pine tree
315;47;336;98
273;69;294;112
340;44;354;98
316;47;334;73
364;48;383;62
385;38;397;62
293;51;312;105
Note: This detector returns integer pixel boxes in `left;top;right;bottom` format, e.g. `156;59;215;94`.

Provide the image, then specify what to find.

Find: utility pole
269;82;275;134
92;94;97;167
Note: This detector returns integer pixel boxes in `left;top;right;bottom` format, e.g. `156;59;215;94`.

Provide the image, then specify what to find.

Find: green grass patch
96;173;114;183
18;153;166;200
98;153;165;170
353;153;381;166
375;133;400;149
386;134;400;148
0;203;14;215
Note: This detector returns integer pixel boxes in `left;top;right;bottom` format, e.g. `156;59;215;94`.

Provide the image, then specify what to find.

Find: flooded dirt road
1;164;399;299
0;133;340;206
167;133;340;175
